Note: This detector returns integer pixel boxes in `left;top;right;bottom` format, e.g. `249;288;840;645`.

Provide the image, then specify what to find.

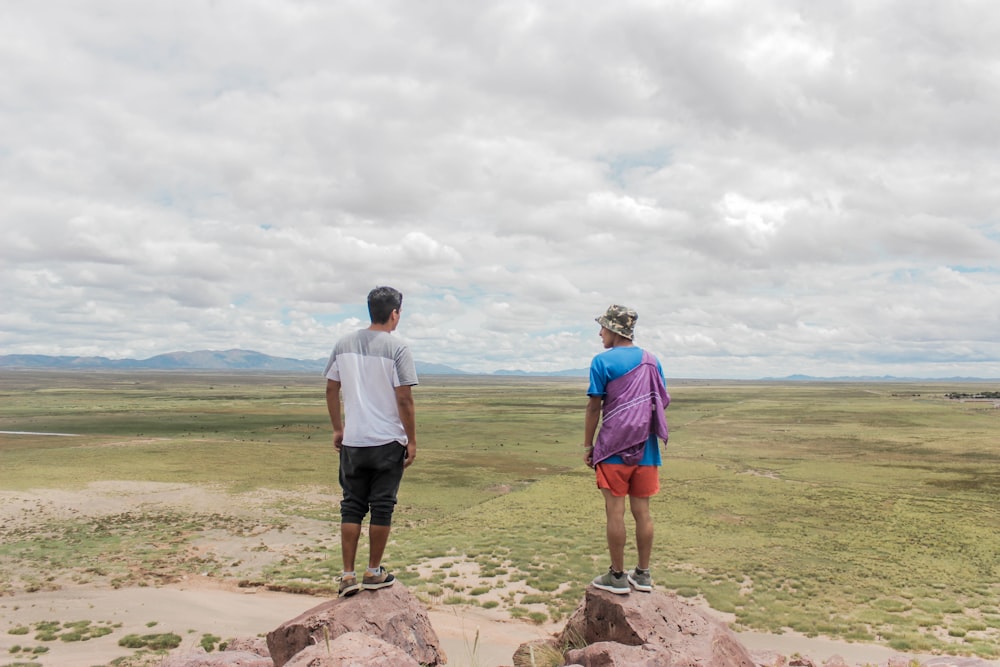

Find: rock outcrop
515;587;756;667
223;637;270;656
281;632;422;666
159;581;1000;667
265;583;446;667
160;649;272;667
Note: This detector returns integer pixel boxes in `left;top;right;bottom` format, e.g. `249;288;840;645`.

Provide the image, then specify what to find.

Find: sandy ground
1;482;997;667
3;580;997;667
0;579;555;667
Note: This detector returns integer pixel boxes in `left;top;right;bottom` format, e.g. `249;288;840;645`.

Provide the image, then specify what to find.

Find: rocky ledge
158;582;996;667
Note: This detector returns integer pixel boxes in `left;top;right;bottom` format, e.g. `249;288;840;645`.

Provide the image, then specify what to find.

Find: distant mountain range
0;350;324;372
1;351;993;381
761;374;997;382
0;350;588;377
494;368;589;377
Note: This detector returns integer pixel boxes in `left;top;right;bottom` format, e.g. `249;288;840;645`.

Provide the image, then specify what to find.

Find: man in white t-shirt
324;286;418;597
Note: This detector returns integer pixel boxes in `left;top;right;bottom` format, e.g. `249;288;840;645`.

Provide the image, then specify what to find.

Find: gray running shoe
338;573;361;597
362;566;396;590
628;567;653;592
592;567;630;594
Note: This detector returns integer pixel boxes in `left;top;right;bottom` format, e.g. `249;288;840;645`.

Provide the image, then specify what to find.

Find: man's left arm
656;357;671;408
395;384;417;468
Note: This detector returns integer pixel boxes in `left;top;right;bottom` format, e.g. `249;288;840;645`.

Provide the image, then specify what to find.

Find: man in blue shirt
584;305;670;594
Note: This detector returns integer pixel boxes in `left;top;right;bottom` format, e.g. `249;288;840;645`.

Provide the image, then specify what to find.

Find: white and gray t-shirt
324;329;418;447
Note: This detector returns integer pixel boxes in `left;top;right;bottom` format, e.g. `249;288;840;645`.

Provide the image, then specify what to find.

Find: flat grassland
1;370;998;661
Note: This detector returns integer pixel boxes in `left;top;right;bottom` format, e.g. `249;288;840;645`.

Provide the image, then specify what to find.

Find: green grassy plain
1;370;998;658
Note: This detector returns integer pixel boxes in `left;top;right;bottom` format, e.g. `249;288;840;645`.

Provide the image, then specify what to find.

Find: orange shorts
595;463;660;498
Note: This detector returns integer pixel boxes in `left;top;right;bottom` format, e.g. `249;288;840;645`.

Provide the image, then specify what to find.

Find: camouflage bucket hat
596;304;637;340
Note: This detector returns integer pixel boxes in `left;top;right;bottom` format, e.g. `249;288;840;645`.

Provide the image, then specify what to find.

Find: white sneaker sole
592;581;630;595
627;574;652;592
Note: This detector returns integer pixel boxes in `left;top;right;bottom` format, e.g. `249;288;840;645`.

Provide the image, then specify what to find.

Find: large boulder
266;584;446;667
565;640;674;666
224;637;270;656
283;632;421;666
920;660;1000;667
750;649;788;667
159;649;272;667
554;587;755;667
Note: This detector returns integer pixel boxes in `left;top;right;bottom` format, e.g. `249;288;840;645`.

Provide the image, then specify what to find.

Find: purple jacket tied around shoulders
592;350;671;465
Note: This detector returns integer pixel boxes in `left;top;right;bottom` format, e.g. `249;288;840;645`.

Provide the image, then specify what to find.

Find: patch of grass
508;606;529;620
8;619;118;645
872;598;911;613
885;632;936;653
118;632;182;650
964;641;998;657
520;594;549;605
0;509;278;591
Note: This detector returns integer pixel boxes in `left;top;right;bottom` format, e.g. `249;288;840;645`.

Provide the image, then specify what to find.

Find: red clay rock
921;659;1000;667
224;637;270;656
159;649;272;667
265;583;445;667
752;649;788;666
512;637;564;667
565;639;674;665
283;632;420;666
557;587;755;667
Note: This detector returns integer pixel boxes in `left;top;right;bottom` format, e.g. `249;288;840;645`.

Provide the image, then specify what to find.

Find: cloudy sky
3;1;999;378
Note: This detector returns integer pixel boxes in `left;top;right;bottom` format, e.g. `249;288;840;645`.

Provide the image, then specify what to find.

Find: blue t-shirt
588;346;666;466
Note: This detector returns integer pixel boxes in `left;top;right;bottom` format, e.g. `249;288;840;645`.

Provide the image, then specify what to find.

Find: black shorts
339;442;406;526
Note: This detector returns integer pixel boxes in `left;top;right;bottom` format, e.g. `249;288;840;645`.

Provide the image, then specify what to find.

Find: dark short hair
368;286;403;324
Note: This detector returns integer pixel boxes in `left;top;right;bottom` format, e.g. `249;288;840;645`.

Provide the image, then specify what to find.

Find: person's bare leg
630;496;653;570
368;524;391;569
601;489;628;572
341;523;362;572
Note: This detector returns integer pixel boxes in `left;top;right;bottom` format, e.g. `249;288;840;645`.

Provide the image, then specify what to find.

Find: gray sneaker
362;566;396;590
627;568;653;592
592;567;630;594
338;573;361;597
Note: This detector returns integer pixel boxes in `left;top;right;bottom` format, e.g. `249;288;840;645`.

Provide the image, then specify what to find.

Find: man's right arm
325;379;344;452
584;395;602;468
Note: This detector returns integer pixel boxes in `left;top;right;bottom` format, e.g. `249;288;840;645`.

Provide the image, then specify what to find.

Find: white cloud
2;0;999;378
